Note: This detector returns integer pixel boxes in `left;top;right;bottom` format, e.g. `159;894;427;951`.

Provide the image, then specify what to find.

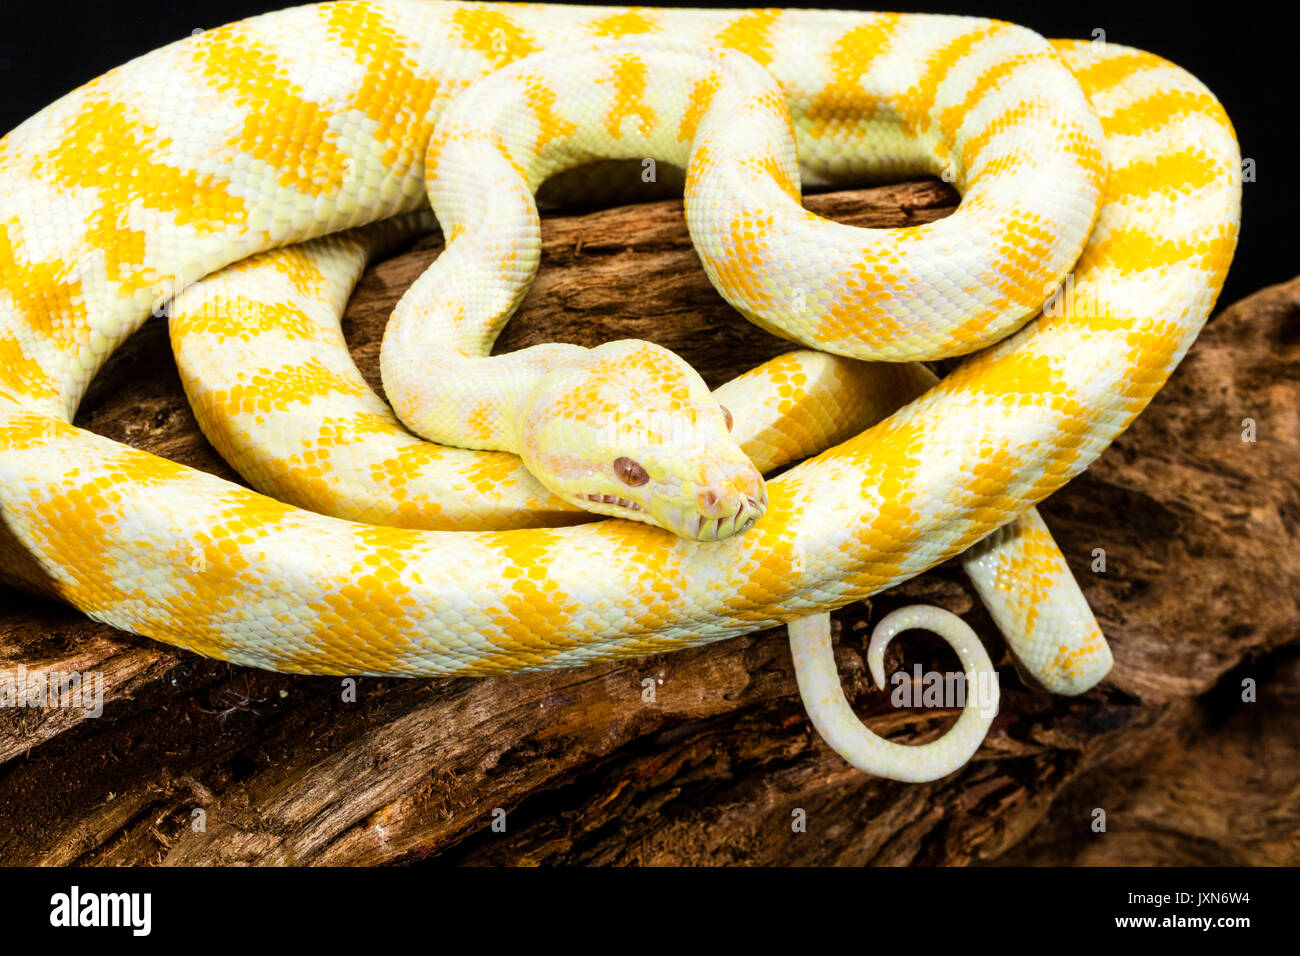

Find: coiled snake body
0;2;1240;781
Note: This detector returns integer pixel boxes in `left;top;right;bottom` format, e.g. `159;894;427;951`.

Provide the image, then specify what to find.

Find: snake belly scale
0;2;1240;781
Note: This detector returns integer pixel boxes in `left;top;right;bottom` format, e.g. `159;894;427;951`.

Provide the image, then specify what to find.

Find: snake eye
613;456;649;487
721;405;733;432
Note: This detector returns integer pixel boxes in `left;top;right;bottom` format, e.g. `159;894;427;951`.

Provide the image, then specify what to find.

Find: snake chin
665;489;767;542
693;512;757;541
571;488;765;543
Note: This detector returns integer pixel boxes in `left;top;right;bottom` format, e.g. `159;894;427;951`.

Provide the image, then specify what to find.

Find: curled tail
788;606;999;782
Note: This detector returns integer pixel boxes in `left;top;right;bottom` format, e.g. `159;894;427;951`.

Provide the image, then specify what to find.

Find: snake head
518;340;767;541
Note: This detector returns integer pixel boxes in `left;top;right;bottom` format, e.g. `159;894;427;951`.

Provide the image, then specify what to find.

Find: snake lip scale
0;2;1240;783
583;494;643;512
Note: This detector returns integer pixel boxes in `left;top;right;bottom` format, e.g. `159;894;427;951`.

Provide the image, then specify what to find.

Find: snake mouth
681;493;766;542
582;493;642;513
692;508;758;540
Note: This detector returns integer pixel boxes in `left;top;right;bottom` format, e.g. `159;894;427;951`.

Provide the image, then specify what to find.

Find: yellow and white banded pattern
0;3;1240;781
167;215;1100;780
170;213;936;532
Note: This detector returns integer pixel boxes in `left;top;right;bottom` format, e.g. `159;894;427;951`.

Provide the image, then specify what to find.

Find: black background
3;864;1279;940
0;0;1288;306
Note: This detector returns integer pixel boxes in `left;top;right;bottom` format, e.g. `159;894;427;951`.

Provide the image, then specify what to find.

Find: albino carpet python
0;2;1240;782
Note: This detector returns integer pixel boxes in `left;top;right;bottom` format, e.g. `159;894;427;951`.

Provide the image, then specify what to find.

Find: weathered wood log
0;180;1295;865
